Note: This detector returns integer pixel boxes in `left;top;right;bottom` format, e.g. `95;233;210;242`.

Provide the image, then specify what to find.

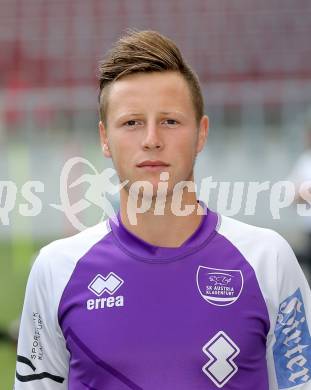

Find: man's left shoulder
217;213;292;258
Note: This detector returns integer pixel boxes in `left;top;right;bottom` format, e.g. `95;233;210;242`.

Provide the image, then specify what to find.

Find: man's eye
125;120;138;127
163;119;178;127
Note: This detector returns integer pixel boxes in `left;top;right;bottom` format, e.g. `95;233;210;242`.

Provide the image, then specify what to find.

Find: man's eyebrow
115;111;186;121
159;111;184;115
116;113;142;120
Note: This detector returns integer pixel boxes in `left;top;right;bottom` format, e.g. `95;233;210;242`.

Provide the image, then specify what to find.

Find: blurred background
1;0;311;388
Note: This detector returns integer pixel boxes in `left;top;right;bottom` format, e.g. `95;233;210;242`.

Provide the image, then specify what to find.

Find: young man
15;30;311;390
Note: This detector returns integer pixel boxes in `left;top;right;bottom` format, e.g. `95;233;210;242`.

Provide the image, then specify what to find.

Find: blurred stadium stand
0;0;311;246
1;0;311;86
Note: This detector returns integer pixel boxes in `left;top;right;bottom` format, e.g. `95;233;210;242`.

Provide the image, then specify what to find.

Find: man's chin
120;174;195;202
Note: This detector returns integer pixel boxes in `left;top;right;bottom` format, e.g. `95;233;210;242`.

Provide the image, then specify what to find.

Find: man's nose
141;124;164;150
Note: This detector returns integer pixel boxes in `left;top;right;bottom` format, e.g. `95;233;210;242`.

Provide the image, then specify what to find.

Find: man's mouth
137;160;169;171
136;160;170;168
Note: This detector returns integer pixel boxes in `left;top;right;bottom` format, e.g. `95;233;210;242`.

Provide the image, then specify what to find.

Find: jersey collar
108;200;219;263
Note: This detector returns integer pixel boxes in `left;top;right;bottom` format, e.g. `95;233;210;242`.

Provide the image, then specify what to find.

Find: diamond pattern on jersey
202;331;240;388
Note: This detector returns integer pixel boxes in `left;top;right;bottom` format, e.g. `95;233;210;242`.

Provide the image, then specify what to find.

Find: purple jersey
14;202;311;389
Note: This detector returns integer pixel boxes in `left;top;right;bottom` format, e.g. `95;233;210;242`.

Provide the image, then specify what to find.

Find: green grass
0;343;16;389
0;238;50;390
0;239;33;328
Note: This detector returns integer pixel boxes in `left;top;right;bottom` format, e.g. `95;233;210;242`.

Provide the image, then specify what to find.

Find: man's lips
136;160;170;167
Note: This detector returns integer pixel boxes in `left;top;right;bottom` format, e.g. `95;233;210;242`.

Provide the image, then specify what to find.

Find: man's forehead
107;73;193;113
110;72;189;96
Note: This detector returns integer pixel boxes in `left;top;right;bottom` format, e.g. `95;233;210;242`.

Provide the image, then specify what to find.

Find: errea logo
88;272;123;296
87;272;124;311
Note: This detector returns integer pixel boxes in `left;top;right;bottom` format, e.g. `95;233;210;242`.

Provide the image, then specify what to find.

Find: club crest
196;266;243;306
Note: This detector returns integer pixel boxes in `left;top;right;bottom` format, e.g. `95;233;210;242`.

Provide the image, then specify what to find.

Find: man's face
99;71;208;199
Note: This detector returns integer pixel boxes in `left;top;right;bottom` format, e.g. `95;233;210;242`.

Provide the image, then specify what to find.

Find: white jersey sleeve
218;215;311;390
266;232;311;390
14;248;69;389
14;221;108;389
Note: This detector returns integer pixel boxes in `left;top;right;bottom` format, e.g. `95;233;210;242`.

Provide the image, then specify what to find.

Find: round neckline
108;200;218;263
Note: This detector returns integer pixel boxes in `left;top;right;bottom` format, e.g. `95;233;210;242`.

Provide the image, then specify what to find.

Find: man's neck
119;190;204;248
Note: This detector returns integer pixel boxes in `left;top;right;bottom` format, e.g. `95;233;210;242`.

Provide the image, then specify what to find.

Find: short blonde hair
98;29;204;126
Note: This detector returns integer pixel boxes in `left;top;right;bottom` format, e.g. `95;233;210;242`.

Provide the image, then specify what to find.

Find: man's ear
196;115;209;154
99;121;112;158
